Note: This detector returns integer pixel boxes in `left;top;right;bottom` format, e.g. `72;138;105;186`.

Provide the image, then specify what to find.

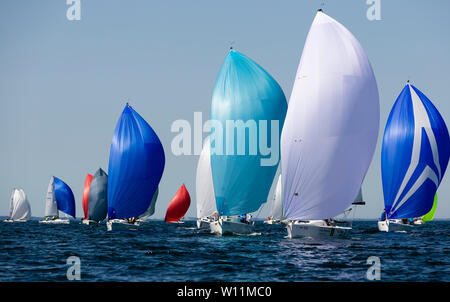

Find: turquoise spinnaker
210;50;287;216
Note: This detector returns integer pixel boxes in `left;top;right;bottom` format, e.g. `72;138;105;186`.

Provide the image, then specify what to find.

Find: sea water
0;219;448;282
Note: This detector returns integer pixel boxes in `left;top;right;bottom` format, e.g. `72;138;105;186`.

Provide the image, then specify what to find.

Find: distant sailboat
165;184;191;224
281;10;380;238
378;83;449;232
3;188;31;222
82;168;108;225
209;49;287;235
196;136;217;229
138;187;159;222
106;104;165;231
81;173;93;224
264;174;283;225
40;176;76;224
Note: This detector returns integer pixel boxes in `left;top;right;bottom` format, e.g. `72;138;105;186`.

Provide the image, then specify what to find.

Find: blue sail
381;83;449;219
107;104;165;219
210;50;287;216
53;177;76;218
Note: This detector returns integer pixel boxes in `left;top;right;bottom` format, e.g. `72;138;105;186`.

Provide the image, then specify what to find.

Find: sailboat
82;168;108;225
81;173;93;224
165;184;191;224
281;10;380;238
378;83;449;232
264;175;283;225
3;188;31;222
106;104;165;231
39;176;76;224
137;187;159;222
196;136;218;229
209;49;287;235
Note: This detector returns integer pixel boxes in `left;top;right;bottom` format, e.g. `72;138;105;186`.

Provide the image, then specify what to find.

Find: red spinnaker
82;174;94;219
165;184;191;222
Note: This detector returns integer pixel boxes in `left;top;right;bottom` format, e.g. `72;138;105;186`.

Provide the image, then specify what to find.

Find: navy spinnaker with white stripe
382;84;449;219
107;104;165;219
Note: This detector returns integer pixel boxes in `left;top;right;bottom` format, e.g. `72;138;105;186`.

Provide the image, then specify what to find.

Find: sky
0;0;449;219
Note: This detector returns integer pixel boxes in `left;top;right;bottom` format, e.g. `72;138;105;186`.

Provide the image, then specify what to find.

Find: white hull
106;219;139;231
197;217;217;229
166;220;184;224
210;217;254;235
3;219;28;223
286;220;351;239
81;219;100;225
413;219;425;225
39;219;70;224
378;220;414;232
263;219;281;225
197;219;210;229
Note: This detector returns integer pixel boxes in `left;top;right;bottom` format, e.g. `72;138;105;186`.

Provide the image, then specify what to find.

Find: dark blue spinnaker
54;177;76;218
107;104;165;219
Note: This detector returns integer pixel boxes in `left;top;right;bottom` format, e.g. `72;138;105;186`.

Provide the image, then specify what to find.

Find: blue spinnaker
381;83;449;219
210;50;287;216
53;177;76;218
107;104;165;219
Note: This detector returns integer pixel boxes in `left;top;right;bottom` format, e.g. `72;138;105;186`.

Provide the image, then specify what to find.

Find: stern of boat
378;220;389;232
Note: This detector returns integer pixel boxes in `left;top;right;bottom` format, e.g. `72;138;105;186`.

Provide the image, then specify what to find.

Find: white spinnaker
269;175;283;220
9;189;15;218
45;176;58;217
281;11;379;220
10;189;31;221
196;136;217;218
